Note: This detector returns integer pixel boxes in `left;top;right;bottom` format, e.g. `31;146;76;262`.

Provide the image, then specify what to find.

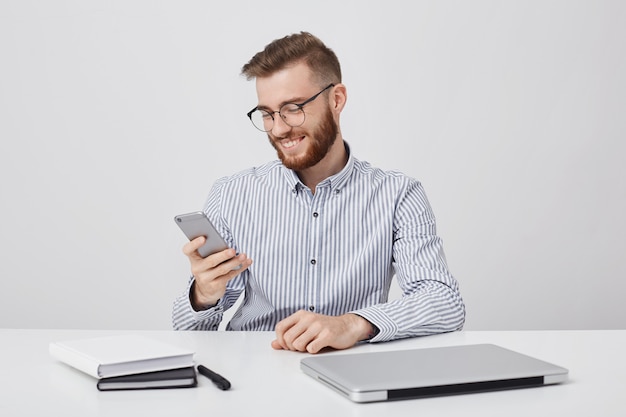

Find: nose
270;113;292;137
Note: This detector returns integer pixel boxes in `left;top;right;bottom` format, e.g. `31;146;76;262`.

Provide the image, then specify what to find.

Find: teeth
283;138;301;148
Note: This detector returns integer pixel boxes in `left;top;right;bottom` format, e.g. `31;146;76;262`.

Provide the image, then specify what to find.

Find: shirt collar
281;141;355;194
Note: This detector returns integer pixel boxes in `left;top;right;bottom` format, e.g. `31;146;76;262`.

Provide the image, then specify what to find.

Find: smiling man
172;32;465;353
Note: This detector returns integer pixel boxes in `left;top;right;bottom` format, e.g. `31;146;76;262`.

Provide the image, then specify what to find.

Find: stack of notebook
49;334;197;391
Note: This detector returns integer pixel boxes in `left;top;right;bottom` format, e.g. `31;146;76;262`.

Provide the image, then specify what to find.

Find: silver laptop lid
300;344;569;403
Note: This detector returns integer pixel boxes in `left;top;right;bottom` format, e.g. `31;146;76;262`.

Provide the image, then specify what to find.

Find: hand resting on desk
271;310;376;354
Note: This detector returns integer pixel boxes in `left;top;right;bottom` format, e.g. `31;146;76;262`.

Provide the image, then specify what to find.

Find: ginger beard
267;105;338;171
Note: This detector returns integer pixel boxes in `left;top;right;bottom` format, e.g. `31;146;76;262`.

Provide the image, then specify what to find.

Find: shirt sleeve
171;178;245;331
350;180;466;342
171;276;224;330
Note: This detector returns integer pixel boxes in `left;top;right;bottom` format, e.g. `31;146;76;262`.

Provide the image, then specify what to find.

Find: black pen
197;364;231;390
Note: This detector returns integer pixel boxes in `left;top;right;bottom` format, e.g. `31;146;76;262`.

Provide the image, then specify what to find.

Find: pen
197;364;231;390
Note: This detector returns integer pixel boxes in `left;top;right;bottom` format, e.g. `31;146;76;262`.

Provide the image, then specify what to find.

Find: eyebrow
256;95;309;112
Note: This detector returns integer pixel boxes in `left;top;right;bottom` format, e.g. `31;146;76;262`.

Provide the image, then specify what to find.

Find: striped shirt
172;143;465;342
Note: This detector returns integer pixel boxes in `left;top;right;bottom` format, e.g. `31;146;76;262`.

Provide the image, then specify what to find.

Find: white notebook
49;334;195;379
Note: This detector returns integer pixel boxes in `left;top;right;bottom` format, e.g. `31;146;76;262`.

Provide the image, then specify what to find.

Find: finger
274;314;299;351
305;333;328;354
210;259;252;289
204;248;238;268
182;236;206;257
194;255;251;296
271;339;285;350
211;253;251;275
281;316;311;351
291;327;318;352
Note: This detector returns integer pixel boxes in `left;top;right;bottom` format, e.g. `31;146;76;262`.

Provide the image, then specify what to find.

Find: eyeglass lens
250;104;304;132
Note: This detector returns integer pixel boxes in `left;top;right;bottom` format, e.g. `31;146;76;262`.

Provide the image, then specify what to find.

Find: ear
330;83;347;114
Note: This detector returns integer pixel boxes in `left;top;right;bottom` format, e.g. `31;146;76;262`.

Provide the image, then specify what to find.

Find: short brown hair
241;32;341;86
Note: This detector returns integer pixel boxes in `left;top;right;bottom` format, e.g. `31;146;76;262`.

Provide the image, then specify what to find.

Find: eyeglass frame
246;83;335;132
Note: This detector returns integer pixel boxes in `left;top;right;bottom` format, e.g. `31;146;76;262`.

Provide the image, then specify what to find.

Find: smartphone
174;211;229;258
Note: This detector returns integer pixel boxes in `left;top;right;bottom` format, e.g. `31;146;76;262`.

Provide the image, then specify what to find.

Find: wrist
349;314;379;341
190;281;220;311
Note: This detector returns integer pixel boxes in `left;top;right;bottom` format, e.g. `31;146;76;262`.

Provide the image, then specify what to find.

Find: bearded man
173;32;465;354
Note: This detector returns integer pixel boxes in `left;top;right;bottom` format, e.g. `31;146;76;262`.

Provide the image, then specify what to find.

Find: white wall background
1;0;624;331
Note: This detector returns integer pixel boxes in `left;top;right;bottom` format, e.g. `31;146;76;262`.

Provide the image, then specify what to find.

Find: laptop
300;343;568;403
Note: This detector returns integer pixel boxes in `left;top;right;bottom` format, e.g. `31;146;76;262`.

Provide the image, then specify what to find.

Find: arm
172;179;252;330
171;239;251;331
350;180;465;342
172;276;225;331
271;180;463;351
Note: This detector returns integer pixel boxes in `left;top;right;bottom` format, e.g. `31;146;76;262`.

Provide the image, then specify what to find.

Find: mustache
267;131;304;141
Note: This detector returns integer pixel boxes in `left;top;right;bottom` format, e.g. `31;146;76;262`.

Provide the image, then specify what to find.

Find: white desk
0;329;623;416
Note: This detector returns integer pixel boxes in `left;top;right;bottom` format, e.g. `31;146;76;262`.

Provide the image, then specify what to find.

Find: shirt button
308;306;315;311
312;212;319;218
310;259;316;265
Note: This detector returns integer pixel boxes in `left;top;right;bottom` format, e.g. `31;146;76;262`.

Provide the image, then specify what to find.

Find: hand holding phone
175;211;251;309
174;211;229;258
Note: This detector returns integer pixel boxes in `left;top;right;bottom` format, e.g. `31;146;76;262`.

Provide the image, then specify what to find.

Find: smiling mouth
280;136;304;149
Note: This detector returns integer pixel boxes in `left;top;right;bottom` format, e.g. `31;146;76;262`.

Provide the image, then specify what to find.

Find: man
173;32;465;353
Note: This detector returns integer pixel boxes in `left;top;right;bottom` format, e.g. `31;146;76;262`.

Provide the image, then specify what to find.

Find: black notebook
97;366;197;391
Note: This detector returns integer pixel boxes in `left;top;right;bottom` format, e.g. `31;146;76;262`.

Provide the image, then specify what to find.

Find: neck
297;138;347;194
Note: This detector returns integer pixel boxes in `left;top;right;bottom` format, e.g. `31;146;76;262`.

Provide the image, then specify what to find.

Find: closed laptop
300;343;569;403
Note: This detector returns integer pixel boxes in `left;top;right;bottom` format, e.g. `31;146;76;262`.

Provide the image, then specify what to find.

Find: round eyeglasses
246;84;334;132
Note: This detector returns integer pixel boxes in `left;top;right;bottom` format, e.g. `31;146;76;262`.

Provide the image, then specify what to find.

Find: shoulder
349;157;431;212
204;160;285;220
351;157;420;189
214;160;284;188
